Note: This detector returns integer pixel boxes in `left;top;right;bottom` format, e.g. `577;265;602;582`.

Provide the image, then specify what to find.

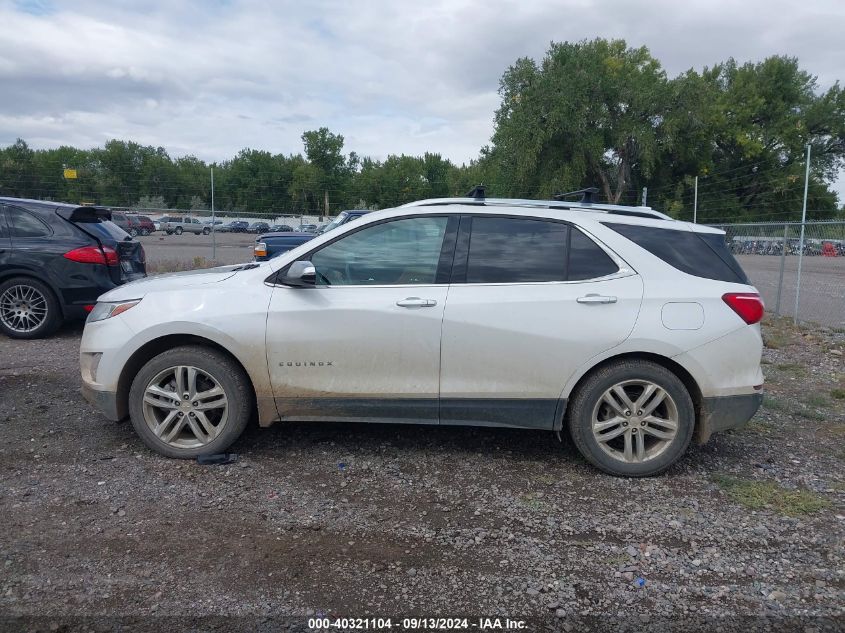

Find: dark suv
0;198;147;339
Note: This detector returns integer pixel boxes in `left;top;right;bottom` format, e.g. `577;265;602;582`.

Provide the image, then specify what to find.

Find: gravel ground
0;317;843;632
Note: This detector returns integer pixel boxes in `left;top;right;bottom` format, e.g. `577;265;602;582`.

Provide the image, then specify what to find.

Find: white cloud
0;0;843;198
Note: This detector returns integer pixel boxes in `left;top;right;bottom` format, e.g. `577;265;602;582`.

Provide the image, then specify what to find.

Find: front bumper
697;392;763;444
81;383;122;421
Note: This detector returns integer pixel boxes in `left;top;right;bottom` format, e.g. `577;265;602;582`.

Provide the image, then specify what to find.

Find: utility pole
693;176;698;223
794;144;811;324
211;166;216;262
641;187;647;206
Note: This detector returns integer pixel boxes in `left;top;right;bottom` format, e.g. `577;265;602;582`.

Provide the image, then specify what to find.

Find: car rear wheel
128;346;252;458
0;277;62;339
140;229;150;236
174;227;183;235
567;360;694;477
128;228;138;237
202;227;210;235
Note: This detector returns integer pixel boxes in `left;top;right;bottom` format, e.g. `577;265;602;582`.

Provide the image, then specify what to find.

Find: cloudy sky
1;0;843;198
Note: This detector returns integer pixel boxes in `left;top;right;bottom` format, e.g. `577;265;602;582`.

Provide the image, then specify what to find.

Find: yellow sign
63;168;77;179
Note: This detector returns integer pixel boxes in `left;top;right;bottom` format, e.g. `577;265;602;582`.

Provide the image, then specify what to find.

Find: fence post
774;223;788;316
794;144;811;324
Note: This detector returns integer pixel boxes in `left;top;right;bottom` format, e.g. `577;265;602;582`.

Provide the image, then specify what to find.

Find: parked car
247;221;271;234
216;221;250;233
270;224;295;232
129;214;155;236
316;210;372;235
109;210;131;233
0;197;146;339
80;194;763;477
160;216;210;236
296;224;318;233
253;231;315;261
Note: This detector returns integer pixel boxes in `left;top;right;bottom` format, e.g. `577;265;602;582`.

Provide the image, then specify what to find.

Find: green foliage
712;475;832;516
1;39;843;220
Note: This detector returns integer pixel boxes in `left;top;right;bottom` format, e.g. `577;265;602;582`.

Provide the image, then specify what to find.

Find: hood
98;263;259;302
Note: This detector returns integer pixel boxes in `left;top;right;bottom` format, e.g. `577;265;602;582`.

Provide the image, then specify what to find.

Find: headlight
87;299;142;322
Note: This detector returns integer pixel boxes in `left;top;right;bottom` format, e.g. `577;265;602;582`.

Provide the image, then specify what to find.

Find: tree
489;39;668;203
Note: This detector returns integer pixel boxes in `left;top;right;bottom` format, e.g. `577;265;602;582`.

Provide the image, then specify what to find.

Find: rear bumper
697;392;763;444
81;383;122;421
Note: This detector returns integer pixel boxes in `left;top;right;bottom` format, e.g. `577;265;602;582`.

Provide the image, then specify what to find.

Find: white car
80;194;764;476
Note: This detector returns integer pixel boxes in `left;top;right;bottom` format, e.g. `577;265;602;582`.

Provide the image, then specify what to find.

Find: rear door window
461;217;619;284
603;223;748;284
7;206;52;238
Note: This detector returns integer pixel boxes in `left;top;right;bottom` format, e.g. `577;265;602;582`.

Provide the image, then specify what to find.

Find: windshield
319;211;349;234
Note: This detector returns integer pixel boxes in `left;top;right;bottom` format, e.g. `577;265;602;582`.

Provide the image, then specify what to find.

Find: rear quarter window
603;223;748;284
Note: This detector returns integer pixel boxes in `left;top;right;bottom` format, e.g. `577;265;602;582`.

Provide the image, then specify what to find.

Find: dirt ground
0;317;843;632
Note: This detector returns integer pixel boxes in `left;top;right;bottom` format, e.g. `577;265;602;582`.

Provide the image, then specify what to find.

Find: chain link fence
710;221;845;328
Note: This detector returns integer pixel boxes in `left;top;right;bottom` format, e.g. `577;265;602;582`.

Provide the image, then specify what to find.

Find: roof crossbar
553;187;600;203
466;185;486;201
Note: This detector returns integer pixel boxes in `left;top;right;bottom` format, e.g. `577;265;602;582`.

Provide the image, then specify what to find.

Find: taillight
722;293;764;325
254;242;267;258
64;246;119;266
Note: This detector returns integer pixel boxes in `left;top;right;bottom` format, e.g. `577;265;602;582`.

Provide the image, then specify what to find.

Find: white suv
79;195;764;476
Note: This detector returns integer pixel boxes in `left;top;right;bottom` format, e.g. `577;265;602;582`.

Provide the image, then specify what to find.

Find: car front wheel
202;227;210;235
128;346;253;458
567;360;694;477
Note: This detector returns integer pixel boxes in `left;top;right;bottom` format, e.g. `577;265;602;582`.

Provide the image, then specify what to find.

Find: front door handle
576;294;617;305
396;297;438;308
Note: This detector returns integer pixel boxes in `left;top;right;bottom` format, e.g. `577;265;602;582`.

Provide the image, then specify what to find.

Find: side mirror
282;260;316;287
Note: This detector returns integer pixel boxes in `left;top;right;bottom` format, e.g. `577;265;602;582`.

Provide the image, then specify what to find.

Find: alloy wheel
0;284;49;333
141;365;229;448
591;379;679;464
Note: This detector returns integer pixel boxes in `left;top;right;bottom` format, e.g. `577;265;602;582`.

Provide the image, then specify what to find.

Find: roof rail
399;197;673;221
553;187;600;204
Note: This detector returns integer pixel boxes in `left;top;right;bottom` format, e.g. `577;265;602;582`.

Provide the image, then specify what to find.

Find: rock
626;545;638;558
691;559;702;567
768;590;787;601
407;568;417;576
555;608;566;618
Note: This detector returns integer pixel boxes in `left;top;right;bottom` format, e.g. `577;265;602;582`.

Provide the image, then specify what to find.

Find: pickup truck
160;216;211;236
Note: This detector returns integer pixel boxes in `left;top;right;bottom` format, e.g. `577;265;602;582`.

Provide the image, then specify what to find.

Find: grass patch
147;256;216;274
793;405;826;421
763;331;793;350
803;393;829;408
520;493;548;511
775;362;805;374
712;475;832;516
831;388;845;400
535;474;557;486
762;396;786;412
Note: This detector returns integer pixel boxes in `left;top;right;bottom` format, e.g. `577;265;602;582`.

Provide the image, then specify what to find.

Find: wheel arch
115;333;262;423
560;351;703;435
0;269;65;319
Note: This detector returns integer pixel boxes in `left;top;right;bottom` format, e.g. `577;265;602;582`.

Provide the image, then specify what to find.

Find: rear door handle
396;297;438;308
576;294;617;304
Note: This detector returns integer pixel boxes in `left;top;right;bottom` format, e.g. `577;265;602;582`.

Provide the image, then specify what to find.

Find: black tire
0;276;62;339
128;345;253;459
567;360;695;477
174;227;183;235
140;229;150;236
202;227;210;235
128;228;138;237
